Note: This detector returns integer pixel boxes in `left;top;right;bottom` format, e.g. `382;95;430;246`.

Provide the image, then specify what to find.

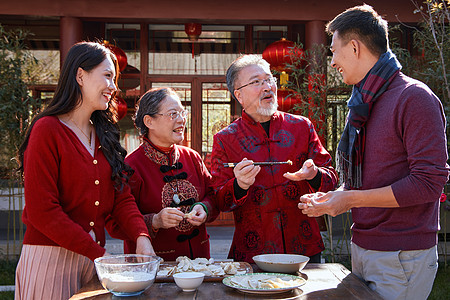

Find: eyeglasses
235;77;277;91
155;110;188;120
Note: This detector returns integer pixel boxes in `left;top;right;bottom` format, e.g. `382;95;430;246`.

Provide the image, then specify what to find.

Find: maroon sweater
22;116;149;261
352;72;449;251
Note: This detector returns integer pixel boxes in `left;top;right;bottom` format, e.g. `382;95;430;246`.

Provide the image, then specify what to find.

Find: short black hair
326;4;389;56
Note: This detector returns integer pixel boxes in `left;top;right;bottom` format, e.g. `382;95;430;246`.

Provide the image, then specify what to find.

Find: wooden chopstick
223;160;292;168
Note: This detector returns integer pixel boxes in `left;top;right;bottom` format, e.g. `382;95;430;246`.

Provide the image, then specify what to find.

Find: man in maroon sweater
299;5;449;300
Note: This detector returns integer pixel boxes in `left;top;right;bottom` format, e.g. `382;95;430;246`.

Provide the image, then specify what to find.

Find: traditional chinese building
0;0;421;225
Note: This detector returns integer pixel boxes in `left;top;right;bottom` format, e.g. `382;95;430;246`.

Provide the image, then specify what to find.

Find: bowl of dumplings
252;254;309;274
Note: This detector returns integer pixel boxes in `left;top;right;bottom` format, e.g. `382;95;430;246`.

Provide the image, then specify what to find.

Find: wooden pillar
244;25;253;54
305;20;327;76
191;77;202;154
305;20;327;146
60;16;82;66
140;22;149;97
305;20;326;50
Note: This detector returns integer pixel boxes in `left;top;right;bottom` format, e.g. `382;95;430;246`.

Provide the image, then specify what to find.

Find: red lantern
185;23;202;41
104;41;128;72
277;89;302;113
118;65;140;90
262;38;304;72
113;96;128;121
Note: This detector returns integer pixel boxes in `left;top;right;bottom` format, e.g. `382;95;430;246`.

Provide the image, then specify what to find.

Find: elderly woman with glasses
107;87;218;261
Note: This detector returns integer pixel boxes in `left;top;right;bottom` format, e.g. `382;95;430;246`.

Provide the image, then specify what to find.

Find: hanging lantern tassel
280;71;289;88
192;42;195;59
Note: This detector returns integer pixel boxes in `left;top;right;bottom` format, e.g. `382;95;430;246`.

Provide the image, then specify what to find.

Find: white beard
257;100;278;116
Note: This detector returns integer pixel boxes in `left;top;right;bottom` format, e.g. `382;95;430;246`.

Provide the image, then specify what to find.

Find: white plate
222;273;306;294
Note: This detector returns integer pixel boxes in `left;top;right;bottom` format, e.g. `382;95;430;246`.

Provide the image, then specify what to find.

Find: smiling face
330;31;361;85
146;94;186;148
77;56;117;112
233;64;278;122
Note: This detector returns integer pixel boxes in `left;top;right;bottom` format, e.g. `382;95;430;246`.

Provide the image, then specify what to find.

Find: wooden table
70;263;383;299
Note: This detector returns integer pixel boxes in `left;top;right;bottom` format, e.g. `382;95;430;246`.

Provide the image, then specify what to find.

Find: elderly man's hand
233;158;261;190
283;159;318;181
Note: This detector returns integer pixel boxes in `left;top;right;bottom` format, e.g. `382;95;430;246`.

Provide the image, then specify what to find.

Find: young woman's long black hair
17;41;133;190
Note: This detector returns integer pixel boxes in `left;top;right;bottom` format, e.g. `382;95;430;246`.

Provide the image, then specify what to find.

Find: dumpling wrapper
193;258;209;265
184;210;196;219
230;274;304;289
159;256;246;277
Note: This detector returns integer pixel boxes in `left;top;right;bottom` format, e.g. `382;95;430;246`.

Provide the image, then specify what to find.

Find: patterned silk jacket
109;137;218;261
211;111;338;263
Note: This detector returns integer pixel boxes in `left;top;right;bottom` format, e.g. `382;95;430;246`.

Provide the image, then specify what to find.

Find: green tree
393;0;450;151
0;24;42;257
0;24;41;180
283;42;350;153
411;0;450;106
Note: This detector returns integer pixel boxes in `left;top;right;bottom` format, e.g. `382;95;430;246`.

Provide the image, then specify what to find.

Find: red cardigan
22;116;149;261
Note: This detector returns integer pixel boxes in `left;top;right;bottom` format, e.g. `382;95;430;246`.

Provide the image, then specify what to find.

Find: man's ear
350;39;361;57
76;67;84;86
143;115;153;130
234;90;243;105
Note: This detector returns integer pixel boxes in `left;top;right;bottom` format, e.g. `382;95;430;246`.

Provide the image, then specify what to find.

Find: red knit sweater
22;116;149;261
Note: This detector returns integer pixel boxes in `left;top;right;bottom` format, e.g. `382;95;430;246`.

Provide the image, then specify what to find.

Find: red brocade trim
141;137;180;165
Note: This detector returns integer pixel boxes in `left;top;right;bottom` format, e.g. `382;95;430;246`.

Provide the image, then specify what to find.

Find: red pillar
305;21;326;50
60;16;82;67
305;21;327;145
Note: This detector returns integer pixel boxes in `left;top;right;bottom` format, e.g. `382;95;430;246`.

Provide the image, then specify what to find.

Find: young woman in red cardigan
15;42;154;300
107;87;218;261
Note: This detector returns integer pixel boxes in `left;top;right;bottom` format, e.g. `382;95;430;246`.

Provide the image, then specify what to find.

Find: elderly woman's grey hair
134;87;179;136
226;54;270;100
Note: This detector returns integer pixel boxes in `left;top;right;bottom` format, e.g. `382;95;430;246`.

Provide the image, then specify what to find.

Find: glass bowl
94;254;162;297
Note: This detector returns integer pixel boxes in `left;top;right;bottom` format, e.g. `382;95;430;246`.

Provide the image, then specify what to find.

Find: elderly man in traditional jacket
210;54;338;264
